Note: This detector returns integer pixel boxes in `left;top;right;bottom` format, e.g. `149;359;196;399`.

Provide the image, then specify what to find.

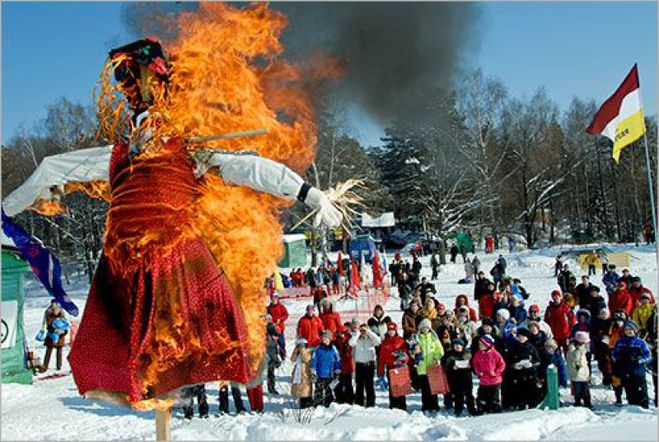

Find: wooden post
155;408;171;441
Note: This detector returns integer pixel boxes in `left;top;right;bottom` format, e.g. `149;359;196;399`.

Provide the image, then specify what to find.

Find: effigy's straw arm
187;129;268;143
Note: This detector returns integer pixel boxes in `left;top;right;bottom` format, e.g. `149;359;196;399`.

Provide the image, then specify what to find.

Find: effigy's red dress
68;139;252;404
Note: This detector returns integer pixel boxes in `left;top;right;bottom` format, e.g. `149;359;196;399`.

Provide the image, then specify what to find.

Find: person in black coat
474;272;492;302
507;328;542;410
442;338;477;416
450;244;459;263
416;277;437;306
574;276;599;309
582;286;607;319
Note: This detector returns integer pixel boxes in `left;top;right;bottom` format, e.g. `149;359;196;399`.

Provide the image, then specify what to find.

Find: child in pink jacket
472;334;506;414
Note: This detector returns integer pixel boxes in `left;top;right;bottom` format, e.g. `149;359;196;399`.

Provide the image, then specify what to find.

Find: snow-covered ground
2;244;657;440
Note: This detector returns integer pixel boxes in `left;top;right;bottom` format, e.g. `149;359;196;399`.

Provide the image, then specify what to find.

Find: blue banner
2;210;78;316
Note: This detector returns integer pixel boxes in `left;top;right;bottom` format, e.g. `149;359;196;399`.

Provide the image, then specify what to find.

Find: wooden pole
155;408;171;441
187;128;268;144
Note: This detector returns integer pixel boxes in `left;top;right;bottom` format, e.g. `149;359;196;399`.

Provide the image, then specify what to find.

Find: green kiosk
1;232;32;384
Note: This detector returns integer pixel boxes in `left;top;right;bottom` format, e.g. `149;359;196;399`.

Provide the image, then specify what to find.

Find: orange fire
89;2;341;401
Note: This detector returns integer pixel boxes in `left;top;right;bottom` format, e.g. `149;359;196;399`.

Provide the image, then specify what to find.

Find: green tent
278;234;308;269
1;241;33;384
446;232;474;253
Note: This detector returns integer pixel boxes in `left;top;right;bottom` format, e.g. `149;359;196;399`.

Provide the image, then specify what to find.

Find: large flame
91;2;339;395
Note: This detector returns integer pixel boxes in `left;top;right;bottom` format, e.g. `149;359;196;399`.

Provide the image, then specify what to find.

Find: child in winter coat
454;294;478;322
608;310;629;404
40;305;68;372
632;292;655;336
265;316;282;395
311;331;342;407
612;321;652;408
414;318;444;412
291;338;314;408
442;338;476;416
544;290;576;354
540;338;568;390
567;331;592;409
378;322;410;410
592;308;613;386
455;306;478;346
609;282;634;316
334;325;355;404
478;285;499;321
472;334;506;414
508;328;542;410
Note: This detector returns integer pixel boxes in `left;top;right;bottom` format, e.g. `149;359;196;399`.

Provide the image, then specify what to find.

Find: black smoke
121;2;483;126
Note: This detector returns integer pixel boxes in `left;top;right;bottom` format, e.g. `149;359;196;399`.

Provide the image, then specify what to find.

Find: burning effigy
3;3;345;410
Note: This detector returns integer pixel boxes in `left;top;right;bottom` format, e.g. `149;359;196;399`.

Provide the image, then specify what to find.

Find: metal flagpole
644;130;659;284
636;72;659;277
642;132;658;244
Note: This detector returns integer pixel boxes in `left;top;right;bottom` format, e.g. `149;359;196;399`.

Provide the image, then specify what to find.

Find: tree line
2;70;657;280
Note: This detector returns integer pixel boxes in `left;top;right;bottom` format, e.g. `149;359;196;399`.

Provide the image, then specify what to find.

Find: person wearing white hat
567;331;592;408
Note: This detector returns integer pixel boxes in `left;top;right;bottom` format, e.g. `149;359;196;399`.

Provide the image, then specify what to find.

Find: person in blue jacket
311;330;342;407
612;321;652;408
603;264;621;296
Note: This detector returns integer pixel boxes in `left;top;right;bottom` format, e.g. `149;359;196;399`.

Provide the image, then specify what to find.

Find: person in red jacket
544;290;576;354
297;305;325;348
478;284;499;321
378;322;410;410
609;282;634;316
267;293;289;358
319;299;343;339
455;294;478;322
629;277;655;307
334;324;355;404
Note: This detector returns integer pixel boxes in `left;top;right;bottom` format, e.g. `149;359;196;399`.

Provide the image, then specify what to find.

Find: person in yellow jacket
414;318;444;412
583;251;601;276
632;292;655;337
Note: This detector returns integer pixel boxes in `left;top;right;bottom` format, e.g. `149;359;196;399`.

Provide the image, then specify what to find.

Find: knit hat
452;338;466;347
419;318;432;330
271;292;279;298
480;334;495;349
624;321;639;335
296;337;307;346
517;327;531;338
481;317;495;328
387;322;398;332
496;309;510;321
641;292;652;300
551;290;562;298
576;309;591;321
597;308;610;320
529;304;540;313
322;330;334;340
351;317;360;326
632;276;642;283
574;331;590;344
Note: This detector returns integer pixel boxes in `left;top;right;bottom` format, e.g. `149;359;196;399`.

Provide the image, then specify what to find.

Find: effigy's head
109;38;170;112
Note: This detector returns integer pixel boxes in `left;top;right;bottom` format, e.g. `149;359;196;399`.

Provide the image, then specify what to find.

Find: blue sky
2;2;657;146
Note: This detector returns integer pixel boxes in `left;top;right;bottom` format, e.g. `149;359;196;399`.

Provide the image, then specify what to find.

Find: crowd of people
38;250;656;419
176;252;657;418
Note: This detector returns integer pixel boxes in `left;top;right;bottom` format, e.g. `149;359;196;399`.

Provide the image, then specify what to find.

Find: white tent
361;212;396;228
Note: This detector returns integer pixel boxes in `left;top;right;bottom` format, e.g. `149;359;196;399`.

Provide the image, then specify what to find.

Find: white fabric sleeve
2;146;113;216
205;153;304;201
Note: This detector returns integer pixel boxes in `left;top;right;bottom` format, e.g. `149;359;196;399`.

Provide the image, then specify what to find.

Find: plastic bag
35;329;46;342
